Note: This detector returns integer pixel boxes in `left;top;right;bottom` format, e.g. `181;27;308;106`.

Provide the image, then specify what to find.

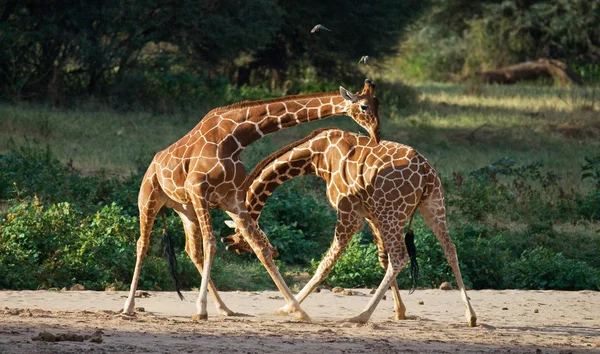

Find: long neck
246;150;319;221
217;93;348;148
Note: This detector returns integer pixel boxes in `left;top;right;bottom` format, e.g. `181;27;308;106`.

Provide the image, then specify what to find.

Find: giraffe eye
360;105;368;112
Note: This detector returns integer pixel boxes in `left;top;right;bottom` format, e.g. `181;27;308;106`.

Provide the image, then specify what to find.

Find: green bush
257;181;337;265
0;144;141;215
506;247;600;290
397;26;467;81
0;199;80;289
399;0;600;83
0;200;139;290
313;233;387;288
2;145;600;292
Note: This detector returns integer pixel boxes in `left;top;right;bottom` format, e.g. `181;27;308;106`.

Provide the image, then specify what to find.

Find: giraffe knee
203;238;217;256
377;252;388;270
136;239;148;254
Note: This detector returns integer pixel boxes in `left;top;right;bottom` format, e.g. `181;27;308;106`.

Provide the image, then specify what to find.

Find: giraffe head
339;79;381;143
221;229;280;258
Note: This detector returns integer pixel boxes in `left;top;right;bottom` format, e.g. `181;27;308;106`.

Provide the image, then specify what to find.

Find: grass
1;83;598;190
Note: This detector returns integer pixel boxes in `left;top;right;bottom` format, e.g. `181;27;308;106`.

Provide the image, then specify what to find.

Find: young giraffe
222;128;477;326
123;80;381;322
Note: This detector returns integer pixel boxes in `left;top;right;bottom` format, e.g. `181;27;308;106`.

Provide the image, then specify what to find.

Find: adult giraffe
123;80;381;322
222;128;477;326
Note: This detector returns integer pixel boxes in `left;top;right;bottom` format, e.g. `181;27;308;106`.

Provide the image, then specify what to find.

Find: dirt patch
0;289;599;353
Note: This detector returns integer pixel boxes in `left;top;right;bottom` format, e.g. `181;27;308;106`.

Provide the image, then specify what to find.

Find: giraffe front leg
236;211;311;322
346;250;408;324
278;213;362;315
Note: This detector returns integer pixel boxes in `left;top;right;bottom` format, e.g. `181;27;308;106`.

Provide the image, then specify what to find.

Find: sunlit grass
1;83;598;191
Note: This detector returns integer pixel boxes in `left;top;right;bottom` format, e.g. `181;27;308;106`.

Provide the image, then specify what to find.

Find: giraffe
122;80;381;322
222;128;477;326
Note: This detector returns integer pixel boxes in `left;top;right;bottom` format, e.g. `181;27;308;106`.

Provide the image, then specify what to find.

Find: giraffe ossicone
223;128;478;327
122;80;381;321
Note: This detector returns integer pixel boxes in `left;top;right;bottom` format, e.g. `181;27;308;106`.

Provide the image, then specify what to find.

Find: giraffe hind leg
173;207;242;317
187;192;218;321
367;218;407;321
418;193;477;327
235;209;311;322
285;211;362;309
346;223;409;324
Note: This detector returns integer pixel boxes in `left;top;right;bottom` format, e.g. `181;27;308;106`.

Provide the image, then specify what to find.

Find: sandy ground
0;288;599;353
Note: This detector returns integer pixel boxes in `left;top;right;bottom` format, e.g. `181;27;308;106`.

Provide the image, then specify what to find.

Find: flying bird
358;56;370;64
311;24;331;33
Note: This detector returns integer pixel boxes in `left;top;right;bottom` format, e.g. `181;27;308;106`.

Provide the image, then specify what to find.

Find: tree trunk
469;59;582;86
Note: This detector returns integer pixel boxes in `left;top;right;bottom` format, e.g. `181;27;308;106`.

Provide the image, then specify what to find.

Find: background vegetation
1;0;599;292
395;0;600;82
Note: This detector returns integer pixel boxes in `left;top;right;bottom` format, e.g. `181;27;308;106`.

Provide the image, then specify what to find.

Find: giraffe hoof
468;316;477;327
275;304;293;316
393;313;407;321
219;310;250;317
293;311;312;323
118;312;135;319
345;315;369;324
192;313;208;321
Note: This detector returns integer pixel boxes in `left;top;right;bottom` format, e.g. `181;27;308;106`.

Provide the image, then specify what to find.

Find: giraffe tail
405;212;419;294
160;209;184;301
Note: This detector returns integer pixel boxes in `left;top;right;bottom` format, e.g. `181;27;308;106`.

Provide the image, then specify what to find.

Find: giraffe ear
224;220;236;229
340;86;358;102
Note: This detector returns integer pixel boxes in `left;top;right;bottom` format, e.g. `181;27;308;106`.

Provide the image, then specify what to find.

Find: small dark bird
311;24;331;33
358;56;370;64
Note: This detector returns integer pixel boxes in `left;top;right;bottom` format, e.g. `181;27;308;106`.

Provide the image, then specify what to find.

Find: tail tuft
161;232;184;300
405;229;419;294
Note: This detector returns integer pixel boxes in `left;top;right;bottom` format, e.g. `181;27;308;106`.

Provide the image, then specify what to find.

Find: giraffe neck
213;92;348;148
246;146;320;221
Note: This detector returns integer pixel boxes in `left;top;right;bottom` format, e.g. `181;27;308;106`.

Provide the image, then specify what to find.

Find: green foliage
313;234;387;288
2;139;600;292
0;144;297;291
257;179;337;264
209;256;292;291
398;26;467;82
0;200;138;290
445;157;593;224
399;0;600;82
0;0;424;106
0;0;282;103
506;247;600;290
0;143;140;215
582;156;600;190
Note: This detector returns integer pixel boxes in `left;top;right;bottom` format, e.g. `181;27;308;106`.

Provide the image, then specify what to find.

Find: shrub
314;233;387;288
257;183;337;265
0;199;81;289
0;200;142;290
506;247;600;290
0;144;141;215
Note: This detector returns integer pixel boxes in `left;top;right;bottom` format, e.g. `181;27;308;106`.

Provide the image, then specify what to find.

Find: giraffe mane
244;127;338;189
208;91;340;116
